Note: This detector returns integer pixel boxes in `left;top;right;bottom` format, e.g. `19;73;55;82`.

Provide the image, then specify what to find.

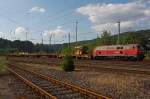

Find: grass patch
19;62;63;71
0;57;8;73
48;67;62;71
145;53;150;59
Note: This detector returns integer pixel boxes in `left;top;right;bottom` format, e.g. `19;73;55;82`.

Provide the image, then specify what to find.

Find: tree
81;46;89;54
122;32;138;44
97;30;112;45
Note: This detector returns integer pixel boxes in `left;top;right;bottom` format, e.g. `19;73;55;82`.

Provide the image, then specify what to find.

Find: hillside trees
122;32;139;44
96;30;112;45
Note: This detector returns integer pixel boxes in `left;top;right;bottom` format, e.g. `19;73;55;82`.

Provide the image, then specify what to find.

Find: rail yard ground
0;57;15;99
0;56;149;99
15;63;150;99
6;56;150;99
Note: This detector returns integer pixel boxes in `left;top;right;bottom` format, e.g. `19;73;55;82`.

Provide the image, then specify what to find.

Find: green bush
62;55;75;71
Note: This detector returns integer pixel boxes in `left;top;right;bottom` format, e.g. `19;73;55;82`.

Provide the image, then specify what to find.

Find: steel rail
7;67;57;99
10;60;150;75
8;63;111;99
78;65;150;75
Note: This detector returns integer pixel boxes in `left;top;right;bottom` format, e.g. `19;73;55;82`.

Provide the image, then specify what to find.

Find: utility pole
68;33;71;50
49;34;52;46
75;21;78;59
117;21;121;45
25;31;28;53
49;34;52;53
7;30;12;54
13;31;16;40
53;34;55;45
97;32;99;39
25;28;29;41
41;32;43;52
41;32;43;45
25;32;28;41
9;30;12;40
75;21;78;46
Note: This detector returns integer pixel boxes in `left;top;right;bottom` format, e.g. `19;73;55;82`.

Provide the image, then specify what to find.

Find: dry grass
18;62;62;71
74;71;150;99
0;57;8;74
89;73;137;88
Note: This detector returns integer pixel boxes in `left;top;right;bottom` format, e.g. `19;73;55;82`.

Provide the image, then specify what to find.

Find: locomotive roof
96;44;138;47
94;44;139;49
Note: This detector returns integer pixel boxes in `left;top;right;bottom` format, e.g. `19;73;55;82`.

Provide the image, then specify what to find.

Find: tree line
0;38;61;55
0;29;150;55
61;30;150;54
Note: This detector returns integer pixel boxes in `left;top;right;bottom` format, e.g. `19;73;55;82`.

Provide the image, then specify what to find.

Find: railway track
8;57;150;75
8;56;150;67
8;63;110;99
78;65;150;75
14;61;150;75
8;57;150;66
8;59;150;72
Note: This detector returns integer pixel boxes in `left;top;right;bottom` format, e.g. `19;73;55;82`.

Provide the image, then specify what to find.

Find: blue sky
0;0;149;44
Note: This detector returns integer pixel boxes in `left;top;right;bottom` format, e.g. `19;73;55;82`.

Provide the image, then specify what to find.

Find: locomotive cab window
133;46;135;49
117;47;123;49
137;45;144;50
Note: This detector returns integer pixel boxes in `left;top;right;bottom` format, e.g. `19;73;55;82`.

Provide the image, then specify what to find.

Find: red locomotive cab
130;44;144;54
137;45;144;54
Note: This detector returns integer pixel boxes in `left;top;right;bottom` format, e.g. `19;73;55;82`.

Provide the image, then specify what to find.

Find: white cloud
76;1;150;34
43;26;68;43
91;21;137;33
15;26;28;34
29;6;46;13
15;26;28;40
43;26;67;38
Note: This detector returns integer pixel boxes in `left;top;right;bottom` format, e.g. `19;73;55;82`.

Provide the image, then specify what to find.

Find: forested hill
0;29;149;54
72;30;150;46
62;29;150;52
0;39;61;54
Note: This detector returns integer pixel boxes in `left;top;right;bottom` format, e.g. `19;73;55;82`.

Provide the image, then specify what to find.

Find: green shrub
62;55;75;71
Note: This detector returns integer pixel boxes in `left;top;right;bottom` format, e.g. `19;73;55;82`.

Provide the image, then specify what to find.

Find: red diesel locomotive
92;44;145;61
